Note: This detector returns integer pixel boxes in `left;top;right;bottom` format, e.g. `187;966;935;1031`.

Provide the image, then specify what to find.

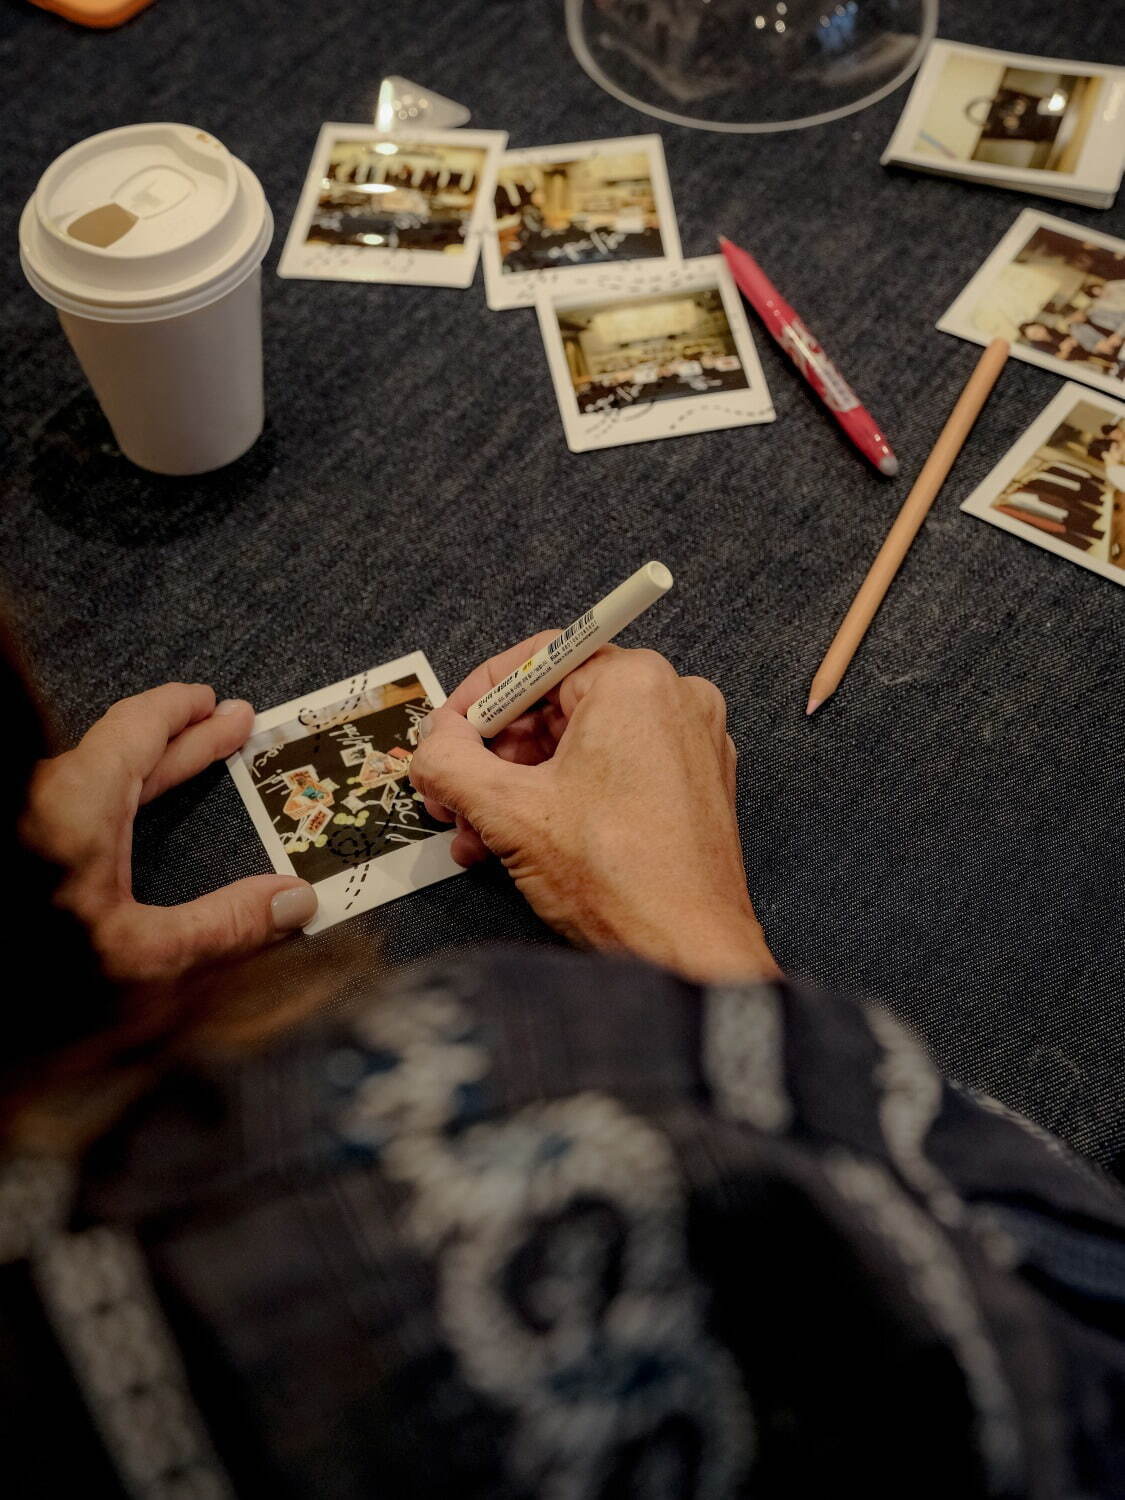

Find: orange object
30;0;155;28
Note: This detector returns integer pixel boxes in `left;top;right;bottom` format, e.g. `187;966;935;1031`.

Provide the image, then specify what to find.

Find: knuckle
24;756;61;820
94;699;149;752
685;676;727;724
407;752;431;796
619;648;675;692
190;897;259;963
22;754;84;855
408;742;460;813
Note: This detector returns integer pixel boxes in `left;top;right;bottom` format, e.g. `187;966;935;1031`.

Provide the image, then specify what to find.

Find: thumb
410;706;528;825
96;876;317;982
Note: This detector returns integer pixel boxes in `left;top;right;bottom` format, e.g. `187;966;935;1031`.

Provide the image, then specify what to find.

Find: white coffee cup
20;123;273;476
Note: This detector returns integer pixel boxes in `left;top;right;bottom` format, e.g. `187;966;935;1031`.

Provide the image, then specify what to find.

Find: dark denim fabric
1;2;1122;1166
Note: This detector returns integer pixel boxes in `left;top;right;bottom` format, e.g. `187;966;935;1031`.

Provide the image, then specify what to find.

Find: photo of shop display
495;150;666;273
916;57;1102;172
307;138;488;253
988;397;1125;568
557;286;748;414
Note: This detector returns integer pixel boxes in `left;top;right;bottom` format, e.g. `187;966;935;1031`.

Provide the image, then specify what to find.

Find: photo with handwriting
278;125;506;288
558;286;749;415
237;674;442;886
495;148;666;275
308;138;488;255
537;255;773;453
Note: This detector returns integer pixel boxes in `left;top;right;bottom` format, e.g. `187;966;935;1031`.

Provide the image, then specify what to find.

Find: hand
409;639;778;983
22;684;317;983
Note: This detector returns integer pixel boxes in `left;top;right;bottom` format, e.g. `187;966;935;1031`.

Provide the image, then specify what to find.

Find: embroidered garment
1;948;1122;1498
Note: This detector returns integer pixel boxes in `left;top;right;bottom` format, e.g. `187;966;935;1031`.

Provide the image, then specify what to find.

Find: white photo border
937;208;1125;399
959;380;1125;587
277;123;508;288
536;254;775;453
882;40;1125;201
226;651;461;933
483;134;683;311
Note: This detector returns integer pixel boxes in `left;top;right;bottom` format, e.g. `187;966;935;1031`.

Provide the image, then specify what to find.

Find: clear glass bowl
566;0;939;134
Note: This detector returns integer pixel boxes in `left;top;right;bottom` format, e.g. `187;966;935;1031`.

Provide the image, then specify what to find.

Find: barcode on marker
549;610;596;654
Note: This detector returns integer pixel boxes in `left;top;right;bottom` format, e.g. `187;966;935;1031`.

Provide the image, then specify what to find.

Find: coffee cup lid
19;123;272;321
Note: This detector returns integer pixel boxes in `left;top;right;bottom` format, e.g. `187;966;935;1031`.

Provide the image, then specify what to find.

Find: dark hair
3;622;120;1077
1019;324;1101;364
2;616;363;1148
1018;321;1065;353
1101;423;1122;437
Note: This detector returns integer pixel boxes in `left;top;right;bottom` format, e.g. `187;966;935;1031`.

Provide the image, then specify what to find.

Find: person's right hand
409;639;778;983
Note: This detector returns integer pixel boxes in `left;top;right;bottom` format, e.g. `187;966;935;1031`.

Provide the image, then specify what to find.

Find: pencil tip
878;453;899;477
806;697;823;716
717;234;731;249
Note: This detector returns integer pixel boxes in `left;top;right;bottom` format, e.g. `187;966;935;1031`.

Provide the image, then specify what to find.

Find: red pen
719;236;898;477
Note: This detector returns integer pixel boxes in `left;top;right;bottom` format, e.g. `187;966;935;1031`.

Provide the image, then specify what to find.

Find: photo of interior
307;138;488;252
495;150;665;273
987;397;1125;567
916;55;1102;171
557;286;748;413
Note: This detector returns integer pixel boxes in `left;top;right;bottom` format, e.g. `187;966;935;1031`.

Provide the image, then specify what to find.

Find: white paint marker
466;561;674;737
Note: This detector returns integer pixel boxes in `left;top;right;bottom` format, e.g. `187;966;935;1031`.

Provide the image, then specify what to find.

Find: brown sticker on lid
66;202;138;247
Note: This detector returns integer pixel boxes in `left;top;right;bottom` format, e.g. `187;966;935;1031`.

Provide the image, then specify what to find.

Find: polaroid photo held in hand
482;135;682;311
883;40;1125;208
939;210;1125;398
537;254;774;452
278;124;507;287
960;381;1125;585
227;654;461;933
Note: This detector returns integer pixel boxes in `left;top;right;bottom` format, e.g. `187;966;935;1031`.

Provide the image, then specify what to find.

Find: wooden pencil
807;337;1009;716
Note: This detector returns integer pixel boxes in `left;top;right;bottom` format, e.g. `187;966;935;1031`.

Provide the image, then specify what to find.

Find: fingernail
271;884;318;931
215;698;252;717
418;711;436;739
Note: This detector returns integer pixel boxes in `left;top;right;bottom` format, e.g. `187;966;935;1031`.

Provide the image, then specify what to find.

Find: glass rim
565;0;940;135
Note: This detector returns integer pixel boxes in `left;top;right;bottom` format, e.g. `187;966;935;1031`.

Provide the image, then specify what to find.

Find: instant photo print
278;124;507;287
227;653;461;933
939;209;1125;398
536;255;773;452
883;40;1125;209
960;381;1125;585
482;135;682;311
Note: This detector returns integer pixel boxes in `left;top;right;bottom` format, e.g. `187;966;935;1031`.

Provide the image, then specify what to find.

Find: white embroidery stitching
702;984;792;1134
339;983;756;1497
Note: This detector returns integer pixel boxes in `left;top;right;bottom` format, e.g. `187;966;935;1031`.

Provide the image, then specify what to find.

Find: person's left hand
22;684;317;983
